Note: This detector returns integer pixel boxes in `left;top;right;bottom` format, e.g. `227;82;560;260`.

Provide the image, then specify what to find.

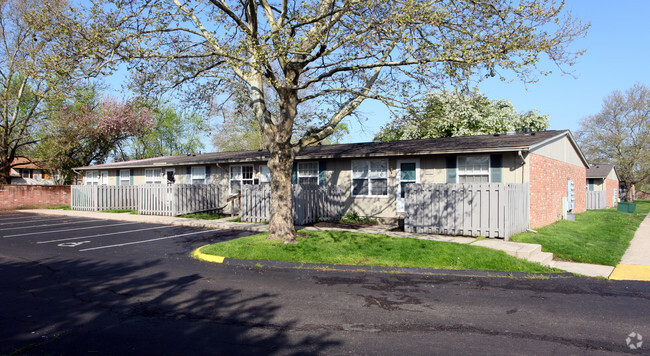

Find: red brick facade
529;153;586;228
605;178;619;208
0;185;70;210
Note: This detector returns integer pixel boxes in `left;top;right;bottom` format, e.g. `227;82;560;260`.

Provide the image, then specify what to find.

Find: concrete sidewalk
610;213;650;281
17;209;614;278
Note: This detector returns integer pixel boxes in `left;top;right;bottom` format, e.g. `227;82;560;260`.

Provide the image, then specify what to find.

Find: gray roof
586;164;615;179
77;130;572;170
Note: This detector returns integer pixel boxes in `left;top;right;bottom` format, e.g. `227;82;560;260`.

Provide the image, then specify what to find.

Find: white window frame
145;168;163;184
119;169;131;186
229;165;254;195
191;166;206;185
165;168;176;184
86;171;99;185
21;169;30;179
297;161;319;185
457;155;490;183
351;159;389;197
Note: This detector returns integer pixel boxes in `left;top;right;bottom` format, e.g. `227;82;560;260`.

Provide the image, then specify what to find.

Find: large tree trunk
262;86;299;243
267;141;297;243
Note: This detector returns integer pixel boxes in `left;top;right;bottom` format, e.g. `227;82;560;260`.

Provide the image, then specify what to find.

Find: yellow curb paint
192;245;225;263
609;264;650;281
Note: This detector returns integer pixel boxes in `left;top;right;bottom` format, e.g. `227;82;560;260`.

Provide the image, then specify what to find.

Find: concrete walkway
610;213;650;281
15;209;624;278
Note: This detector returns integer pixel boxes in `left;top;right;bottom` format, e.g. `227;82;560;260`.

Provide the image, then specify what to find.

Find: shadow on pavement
0;257;340;355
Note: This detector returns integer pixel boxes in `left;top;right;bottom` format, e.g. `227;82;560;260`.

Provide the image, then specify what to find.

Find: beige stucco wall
529;135;585;168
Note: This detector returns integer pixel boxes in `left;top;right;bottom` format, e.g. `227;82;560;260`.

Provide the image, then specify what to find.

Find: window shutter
115;170;119;186
318;161;326;186
205;165;211;184
490;154;502;183
446;156;457;183
186;167;191;183
291;162;297;184
129;169;134;186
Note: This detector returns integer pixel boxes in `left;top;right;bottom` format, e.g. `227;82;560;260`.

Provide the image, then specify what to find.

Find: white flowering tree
374;91;550;141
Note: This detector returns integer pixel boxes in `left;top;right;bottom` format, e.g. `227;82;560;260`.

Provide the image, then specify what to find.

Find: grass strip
179;212;227;220
200;230;558;273
101;209;138;214
510;200;650;266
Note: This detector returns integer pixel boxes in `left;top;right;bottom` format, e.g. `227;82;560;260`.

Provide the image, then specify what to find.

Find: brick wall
605;178;619;208
529;153;586;228
0;185;70;210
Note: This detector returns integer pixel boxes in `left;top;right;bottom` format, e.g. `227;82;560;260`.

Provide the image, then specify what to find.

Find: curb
189;248;575;279
192;245;226;263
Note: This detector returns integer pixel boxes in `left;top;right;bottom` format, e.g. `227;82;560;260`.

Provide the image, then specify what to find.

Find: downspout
518;150;526;184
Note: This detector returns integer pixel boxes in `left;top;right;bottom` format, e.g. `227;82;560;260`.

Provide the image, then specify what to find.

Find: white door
100;171;109;185
396;159;420;213
259;165;271;184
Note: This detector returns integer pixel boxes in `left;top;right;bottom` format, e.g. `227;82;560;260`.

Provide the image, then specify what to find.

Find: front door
100;171;109;185
165;169;176;184
396;159;419;213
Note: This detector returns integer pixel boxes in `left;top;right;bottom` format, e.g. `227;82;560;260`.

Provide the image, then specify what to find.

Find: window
86;171;99;185
120;169;131;186
297;162;319;185
100;171;108;185
351;159;388;196
191;166;206;184
229;165;254;194
21;169;31;179
145;168;163;184
458;155;490;183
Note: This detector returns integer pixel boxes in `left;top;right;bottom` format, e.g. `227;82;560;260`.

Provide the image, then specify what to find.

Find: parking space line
1;219;105;231
0;217;72;226
79;230;216;252
4;222;140;238
0;215;41;222
38;225;177;244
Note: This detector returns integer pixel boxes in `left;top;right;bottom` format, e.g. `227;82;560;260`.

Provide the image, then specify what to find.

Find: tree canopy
0;0;90;183
576;83;650;200
36;86;152;184
374;91;550;141
125;103;206;160
83;0;588;242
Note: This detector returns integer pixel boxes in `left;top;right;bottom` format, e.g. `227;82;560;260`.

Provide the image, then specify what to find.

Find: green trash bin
617;202;637;213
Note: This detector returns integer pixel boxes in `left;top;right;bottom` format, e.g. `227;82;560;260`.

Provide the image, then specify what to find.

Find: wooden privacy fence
586;190;607;210
240;184;344;225
71;184;222;216
404;183;529;239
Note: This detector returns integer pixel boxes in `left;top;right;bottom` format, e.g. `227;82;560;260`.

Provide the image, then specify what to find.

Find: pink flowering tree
38;92;152;184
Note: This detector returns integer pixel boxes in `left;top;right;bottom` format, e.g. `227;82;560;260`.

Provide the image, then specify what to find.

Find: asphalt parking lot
0;212;251;259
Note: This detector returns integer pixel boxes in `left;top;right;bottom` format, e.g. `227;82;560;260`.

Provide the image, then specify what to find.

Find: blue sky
345;1;650;143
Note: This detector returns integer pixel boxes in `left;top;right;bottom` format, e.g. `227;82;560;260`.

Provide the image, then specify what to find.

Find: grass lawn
510;200;650;266
179;212;227;220
199;230;559;273
101;209;138;214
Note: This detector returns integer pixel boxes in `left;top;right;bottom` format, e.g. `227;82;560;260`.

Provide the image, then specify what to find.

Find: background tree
125;103;206;160
86;0;588;242
0;0;90;184
212;92;350;151
37;87;153;184
575;83;650;201
374;91;550;141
